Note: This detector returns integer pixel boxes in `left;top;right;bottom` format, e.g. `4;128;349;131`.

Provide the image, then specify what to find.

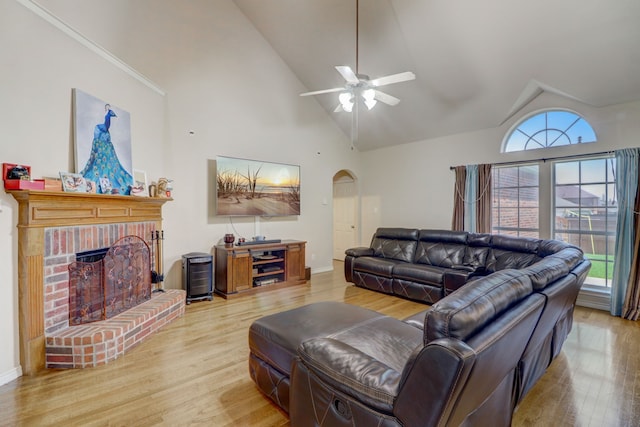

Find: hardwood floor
1;262;639;426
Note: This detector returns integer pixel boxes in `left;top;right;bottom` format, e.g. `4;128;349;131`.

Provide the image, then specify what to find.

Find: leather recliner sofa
345;228;585;304
248;230;590;426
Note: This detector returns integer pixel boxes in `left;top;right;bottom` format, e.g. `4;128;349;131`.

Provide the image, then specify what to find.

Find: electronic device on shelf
254;278;278;287
236;239;282;246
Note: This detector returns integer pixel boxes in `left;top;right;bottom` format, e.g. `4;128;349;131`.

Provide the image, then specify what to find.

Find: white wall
0;0;357;384
358;93;640;242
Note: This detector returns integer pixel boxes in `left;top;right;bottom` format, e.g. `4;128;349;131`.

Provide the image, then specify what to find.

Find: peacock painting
73;89;133;195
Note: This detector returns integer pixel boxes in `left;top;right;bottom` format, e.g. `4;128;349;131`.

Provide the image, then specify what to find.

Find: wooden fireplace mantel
8;190;171;375
8;190;171;227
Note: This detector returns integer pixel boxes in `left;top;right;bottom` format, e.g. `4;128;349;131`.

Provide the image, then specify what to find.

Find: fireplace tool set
151;230;165;293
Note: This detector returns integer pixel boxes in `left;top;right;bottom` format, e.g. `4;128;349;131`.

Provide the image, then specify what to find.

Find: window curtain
451;164;492;233
464;165;478;232
452;166;466;231
476;164;492;233
620;148;640;320
611;148;640;317
622;179;640;320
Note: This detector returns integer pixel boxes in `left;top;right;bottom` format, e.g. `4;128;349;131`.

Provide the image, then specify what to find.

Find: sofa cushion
353;256;402;278
370;228;419;263
491;234;541;253
297;316;422;412
414;230;467;267
486;249;542;273
392;263;447;285
484;235;542;274
424;269;533;344
415;242;466;267
418;229;468;244
463;233;492;267
467;233;492;247
537;239;572;257
524;257;572;291
549;247;585;270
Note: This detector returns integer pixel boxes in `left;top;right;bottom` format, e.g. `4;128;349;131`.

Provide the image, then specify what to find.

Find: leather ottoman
248;301;386;413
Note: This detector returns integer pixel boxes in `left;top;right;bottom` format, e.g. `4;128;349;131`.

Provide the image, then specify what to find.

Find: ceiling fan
299;0;416;113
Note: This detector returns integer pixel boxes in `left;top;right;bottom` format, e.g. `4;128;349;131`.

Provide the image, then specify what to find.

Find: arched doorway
333;170;358;260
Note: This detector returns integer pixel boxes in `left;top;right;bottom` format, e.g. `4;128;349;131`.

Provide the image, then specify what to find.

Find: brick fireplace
44;224;155;333
8;190;183;374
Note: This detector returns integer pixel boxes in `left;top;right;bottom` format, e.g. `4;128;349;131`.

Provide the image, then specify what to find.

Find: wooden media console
214;240;306;298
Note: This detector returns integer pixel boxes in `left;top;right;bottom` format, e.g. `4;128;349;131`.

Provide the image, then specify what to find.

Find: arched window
503;110;597;152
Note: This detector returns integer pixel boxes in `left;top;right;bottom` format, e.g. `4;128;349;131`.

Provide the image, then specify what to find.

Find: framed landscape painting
215;156;301;216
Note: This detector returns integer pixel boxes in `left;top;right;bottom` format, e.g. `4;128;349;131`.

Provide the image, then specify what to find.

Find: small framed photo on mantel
131;169;149;197
59;172;87;193
99;177;113;194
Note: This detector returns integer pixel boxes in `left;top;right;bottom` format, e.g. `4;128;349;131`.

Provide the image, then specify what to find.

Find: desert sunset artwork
215;156;300;216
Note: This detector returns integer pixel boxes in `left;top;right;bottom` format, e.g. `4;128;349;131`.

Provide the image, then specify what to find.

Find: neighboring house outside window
492;165;539;238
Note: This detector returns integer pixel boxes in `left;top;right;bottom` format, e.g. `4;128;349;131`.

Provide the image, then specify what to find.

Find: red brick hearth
41;223;186;369
46;289;185;368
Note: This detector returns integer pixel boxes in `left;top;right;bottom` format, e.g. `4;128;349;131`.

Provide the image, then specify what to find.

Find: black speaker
182;252;213;304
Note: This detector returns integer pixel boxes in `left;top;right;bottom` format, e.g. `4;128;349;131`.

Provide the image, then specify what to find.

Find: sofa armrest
443;266;487;295
344;247;374;283
344;246;373;283
345;247;374;257
298;337;401;412
394;339;475;427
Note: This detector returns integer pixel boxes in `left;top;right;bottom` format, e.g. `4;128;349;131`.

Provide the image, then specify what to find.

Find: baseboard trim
576;288;610;312
0;366;23;387
311;265;333;275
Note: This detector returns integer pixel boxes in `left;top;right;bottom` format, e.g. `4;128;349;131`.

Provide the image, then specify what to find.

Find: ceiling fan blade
335;66;360;84
300;87;344;97
374;90;401;106
333;104;344;113
371;71;416;87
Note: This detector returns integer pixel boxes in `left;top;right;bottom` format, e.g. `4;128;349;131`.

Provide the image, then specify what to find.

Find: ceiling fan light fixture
339;92;354;112
298;0;415;120
362;89;377;110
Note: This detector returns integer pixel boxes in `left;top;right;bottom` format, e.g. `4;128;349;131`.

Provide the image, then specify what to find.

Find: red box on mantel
2;163;45;190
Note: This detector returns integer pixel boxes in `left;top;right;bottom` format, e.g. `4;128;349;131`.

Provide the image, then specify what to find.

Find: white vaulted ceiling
234;0;640;150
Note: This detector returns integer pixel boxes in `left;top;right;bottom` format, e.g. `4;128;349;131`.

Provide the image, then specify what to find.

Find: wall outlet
311;254;316;261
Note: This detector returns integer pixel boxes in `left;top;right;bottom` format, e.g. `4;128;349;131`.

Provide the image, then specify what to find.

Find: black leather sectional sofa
248;229;590;426
345;227;586;304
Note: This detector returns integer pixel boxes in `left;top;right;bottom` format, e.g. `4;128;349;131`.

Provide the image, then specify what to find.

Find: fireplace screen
69;235;152;325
